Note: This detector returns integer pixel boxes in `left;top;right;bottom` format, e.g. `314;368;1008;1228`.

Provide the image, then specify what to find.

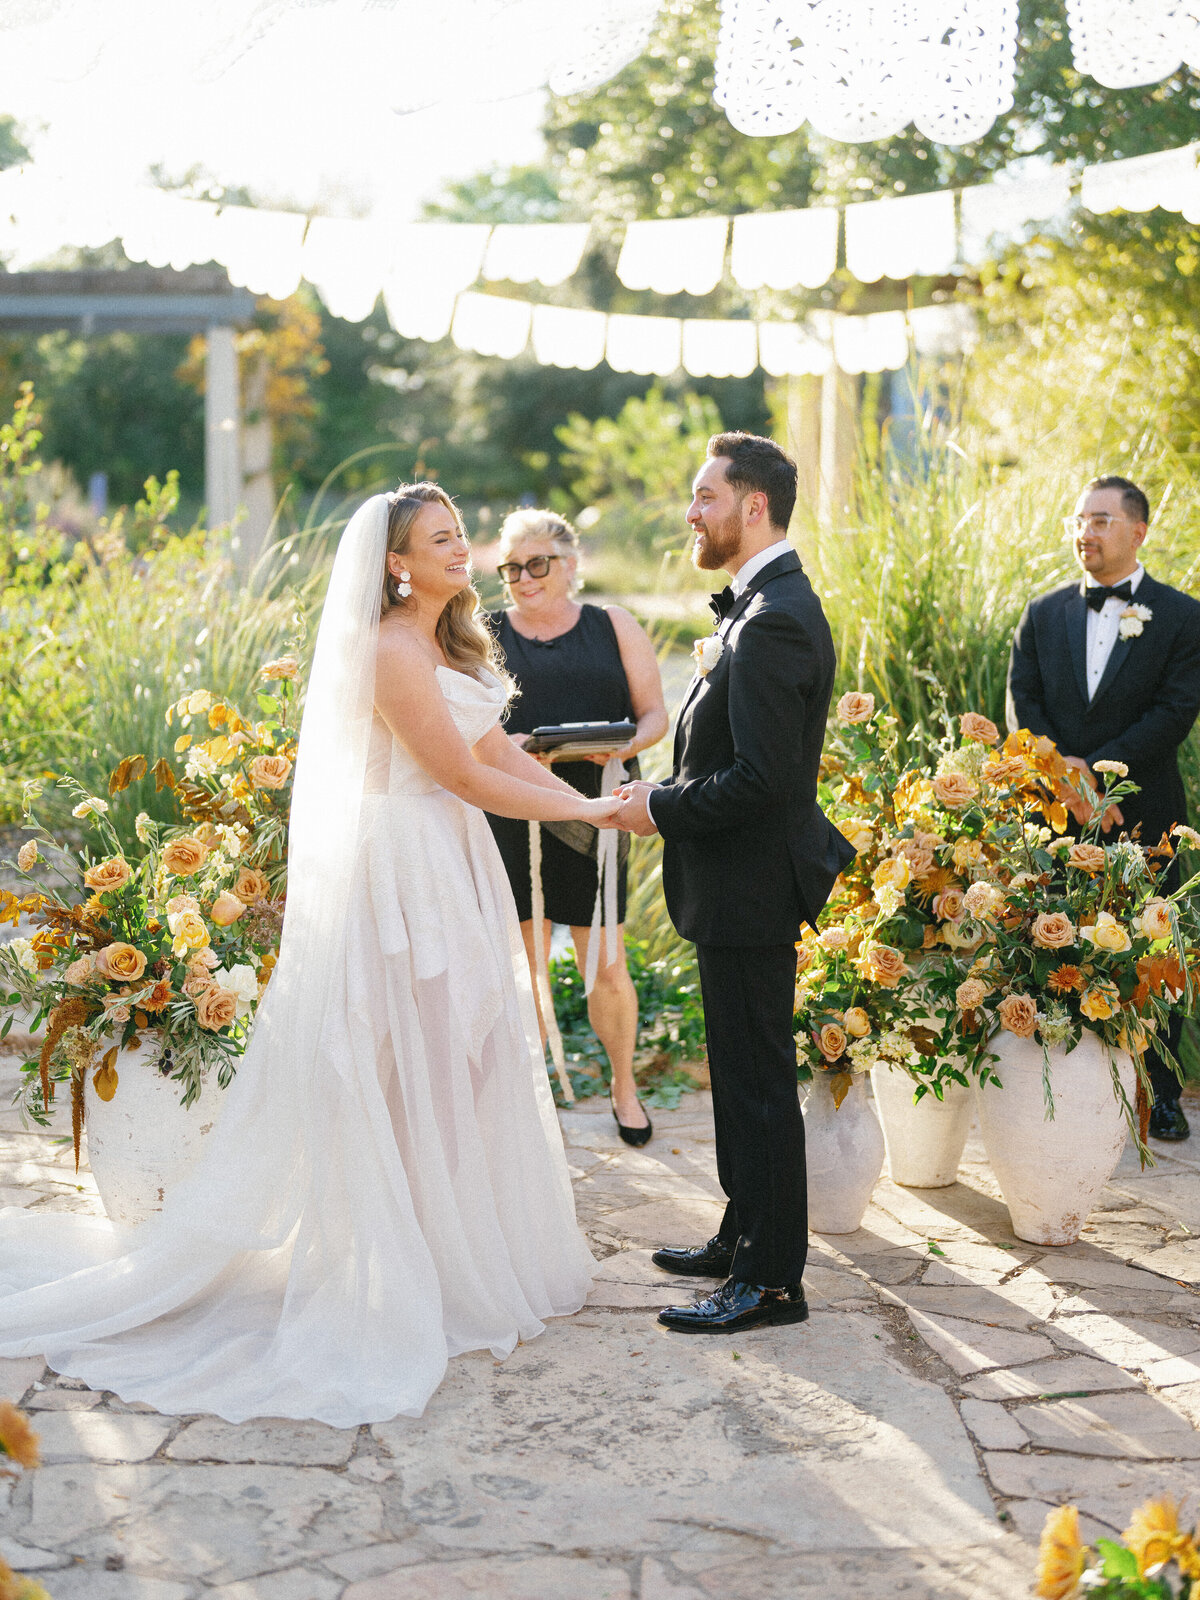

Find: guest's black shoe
1149;1100;1190;1141
610;1092;652;1148
651;1236;733;1278
658;1279;809;1334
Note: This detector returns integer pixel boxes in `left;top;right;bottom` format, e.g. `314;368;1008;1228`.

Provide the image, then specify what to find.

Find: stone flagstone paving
2;1054;1199;1598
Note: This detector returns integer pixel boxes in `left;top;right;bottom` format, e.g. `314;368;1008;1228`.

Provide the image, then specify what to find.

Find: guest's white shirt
1085;562;1144;700
646;539;795;832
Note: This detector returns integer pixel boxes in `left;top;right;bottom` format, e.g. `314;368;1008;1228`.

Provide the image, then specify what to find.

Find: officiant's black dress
486;604;636;926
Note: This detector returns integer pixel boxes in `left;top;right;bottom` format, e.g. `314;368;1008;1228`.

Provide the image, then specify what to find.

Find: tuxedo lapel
1065;588;1088;705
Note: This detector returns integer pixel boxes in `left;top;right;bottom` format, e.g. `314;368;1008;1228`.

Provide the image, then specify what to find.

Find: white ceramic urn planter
802;1072;885;1233
974;1030;1134;1247
84;1037;226;1225
871;1062;972;1188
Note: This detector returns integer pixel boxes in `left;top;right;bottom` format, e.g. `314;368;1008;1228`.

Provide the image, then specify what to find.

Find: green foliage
558;384;722;506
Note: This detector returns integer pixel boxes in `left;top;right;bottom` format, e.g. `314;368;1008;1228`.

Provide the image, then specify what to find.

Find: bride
0;485;616;1426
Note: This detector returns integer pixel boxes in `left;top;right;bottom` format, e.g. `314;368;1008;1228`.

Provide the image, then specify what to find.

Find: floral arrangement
0;1403;51;1600
1037;1498;1199;1598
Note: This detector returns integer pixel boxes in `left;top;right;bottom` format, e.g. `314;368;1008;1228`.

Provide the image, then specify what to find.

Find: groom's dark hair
708;431;798;532
1084;474;1150;526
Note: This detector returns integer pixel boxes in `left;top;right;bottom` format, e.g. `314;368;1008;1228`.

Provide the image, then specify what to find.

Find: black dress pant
695;942;807;1287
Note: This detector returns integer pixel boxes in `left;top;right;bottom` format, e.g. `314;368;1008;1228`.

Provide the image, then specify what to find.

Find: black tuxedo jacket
652;550;854;946
1006;570;1200;846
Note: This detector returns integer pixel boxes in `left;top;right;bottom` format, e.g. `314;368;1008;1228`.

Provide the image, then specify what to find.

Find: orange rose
864;943;908;988
836;691;875;724
1067;842;1107;874
94;942;147;983
817;1023;848;1061
83;856;131;893
193;984;239;1031
959;713;1000;746
161;836;208;876
209;891;246;928
932;773;979;810
997;992;1039;1038
248;755;292;791
233;867;270;905
1031;911;1076;950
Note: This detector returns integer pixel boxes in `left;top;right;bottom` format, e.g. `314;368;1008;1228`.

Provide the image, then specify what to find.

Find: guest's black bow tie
709;586;735;623
1084;580;1134;611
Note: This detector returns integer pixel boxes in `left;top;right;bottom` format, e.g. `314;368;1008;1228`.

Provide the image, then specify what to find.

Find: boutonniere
1119;603;1152;640
692;634;725;677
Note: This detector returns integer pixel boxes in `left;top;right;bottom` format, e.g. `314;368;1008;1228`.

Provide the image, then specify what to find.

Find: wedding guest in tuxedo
615;433;853;1332
486;510;668;1145
1007;474;1200;1141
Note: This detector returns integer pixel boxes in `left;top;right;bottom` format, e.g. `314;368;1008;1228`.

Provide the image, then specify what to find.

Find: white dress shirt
1085;562;1144;700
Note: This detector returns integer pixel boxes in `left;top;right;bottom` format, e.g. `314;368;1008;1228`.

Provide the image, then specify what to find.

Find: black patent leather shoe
651;1237;733;1278
610;1092;653;1147
1149;1100;1191;1141
658;1279;809;1334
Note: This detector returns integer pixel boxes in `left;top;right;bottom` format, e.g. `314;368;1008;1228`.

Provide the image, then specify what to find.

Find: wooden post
204;324;240;531
818;364;857;530
240;350;274;571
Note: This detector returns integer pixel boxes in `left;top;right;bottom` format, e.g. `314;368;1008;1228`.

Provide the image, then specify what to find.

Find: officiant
485;509;668;1144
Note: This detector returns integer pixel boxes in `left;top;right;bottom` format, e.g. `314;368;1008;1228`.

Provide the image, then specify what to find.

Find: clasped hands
1061;755;1124;833
580;781;661;833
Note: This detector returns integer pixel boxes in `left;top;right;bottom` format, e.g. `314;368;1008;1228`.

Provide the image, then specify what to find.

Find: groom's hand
613;780;660;836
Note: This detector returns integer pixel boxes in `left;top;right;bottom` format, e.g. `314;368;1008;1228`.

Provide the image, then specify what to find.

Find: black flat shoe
658;1279;809;1334
1149;1100;1190;1141
610;1092;652;1147
651;1236;734;1278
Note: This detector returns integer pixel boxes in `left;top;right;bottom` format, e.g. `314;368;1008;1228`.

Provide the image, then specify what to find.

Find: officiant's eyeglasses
1063;513;1125;534
498;555;562;582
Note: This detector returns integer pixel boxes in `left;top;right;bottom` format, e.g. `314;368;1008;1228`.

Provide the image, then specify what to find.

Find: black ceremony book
524;720;636;757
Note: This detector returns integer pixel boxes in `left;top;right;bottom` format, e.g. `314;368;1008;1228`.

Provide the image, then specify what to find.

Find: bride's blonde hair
381;482;510;691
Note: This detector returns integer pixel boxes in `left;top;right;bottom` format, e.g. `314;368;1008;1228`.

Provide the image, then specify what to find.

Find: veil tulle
0;495;463;1423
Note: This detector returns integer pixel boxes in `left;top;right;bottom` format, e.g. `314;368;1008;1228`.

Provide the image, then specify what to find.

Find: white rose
212;962;259;1016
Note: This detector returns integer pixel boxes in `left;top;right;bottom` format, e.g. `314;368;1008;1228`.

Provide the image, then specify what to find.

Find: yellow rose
248;754;292;791
795;943;814;975
863;943;908;988
873;856;911;894
817;1023;848;1060
83;856;131;893
193;984;239;1032
161;836;208;877
94;942;147;983
1080;983;1119;1021
1031;911;1076;950
169;910;210;954
209;891;246;928
845;822;874;855
843;1006;871;1037
233;866;270;905
1133;899;1174;942
952;838;985;874
1066;842;1107;874
194;822;218;845
997;992;1038;1038
932;773;979;811
959;712;999;745
836;691;875;724
1082;911;1132;953
1036;1505;1086;1600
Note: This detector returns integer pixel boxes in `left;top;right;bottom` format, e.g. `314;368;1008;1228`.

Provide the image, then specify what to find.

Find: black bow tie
1084;580;1134;611
709;586;735;623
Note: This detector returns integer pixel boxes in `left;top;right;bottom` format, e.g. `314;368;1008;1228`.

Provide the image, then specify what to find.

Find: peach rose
795;943;814;974
165;892;200;917
161;836;208;876
1031;911;1076;950
964;881;1004;920
956;977;991;1011
873;856;911;893
183;973;213;1000
844;821;874;855
983;755;1027;786
843;1006;871;1037
817;1023;848;1061
1066;842;1107;874
194;984;239;1031
248;754;292;791
1133;899;1173;942
997;992;1039;1038
17;840;37;872
209;891;246;928
864;943;908;988
259;655;300;680
959;712;999;746
895;836;936;879
64;954;96;986
818;926;850;952
1082;911;1131;953
837;691;875;724
94;942;147;983
933;888;966;923
233;867;270;905
932;773;979;811
83;856;131;893
188;946;219;971
1079;983;1119;1022
1092;759;1129;778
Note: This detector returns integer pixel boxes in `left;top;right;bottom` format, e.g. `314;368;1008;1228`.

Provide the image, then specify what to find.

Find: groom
615;432;853;1333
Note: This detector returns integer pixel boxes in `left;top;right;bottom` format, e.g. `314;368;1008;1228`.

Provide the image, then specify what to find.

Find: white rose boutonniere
1118;602;1152;640
693;634;725;677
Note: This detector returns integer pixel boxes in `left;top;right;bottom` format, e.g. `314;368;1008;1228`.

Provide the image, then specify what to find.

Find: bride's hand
579;796;622;827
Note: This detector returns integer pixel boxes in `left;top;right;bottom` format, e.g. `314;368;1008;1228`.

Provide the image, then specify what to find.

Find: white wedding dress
0;496;594;1426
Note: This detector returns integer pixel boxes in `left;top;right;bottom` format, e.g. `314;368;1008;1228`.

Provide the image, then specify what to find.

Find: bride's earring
394;568;412;599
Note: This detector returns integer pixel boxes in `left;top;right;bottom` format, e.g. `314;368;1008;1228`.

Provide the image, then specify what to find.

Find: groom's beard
690;510;742;572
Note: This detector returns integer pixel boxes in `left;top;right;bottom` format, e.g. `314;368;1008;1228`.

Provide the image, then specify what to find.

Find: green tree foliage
557;384;721;504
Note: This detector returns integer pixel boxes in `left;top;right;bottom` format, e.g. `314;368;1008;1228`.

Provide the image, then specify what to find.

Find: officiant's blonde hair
382;483;511;692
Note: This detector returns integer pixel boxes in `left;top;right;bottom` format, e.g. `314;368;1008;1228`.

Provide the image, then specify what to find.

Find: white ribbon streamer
528;819;574;1105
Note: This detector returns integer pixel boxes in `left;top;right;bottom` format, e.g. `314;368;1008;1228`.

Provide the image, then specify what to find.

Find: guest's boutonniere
693;634;725;676
1119;603;1153;640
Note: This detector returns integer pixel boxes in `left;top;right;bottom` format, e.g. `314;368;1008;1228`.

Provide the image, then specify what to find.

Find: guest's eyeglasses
498;555;562;582
1063;513;1125;534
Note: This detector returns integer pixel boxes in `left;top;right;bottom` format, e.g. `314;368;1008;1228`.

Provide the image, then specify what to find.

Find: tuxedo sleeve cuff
644;787;663;836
